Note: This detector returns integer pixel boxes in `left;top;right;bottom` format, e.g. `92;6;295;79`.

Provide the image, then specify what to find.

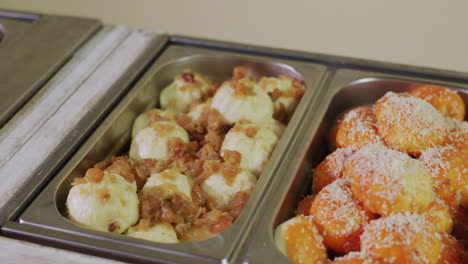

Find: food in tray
67;170;139;234
276;85;468;264
66;66;305;243
160;70;212;114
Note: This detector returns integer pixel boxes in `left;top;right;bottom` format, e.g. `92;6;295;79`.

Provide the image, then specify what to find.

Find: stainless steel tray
3;44;328;264
242;68;468;263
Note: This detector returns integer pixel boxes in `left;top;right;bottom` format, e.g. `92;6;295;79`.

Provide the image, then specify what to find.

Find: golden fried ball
374;92;449;156
446;118;468;152
361;213;442;264
313;147;354;193
410;84;465;121
335;106;386;150
310;179;377;253
422;196;453;233
345;144;432;216
275;215;327;264
419;146;468;209
437;232;466;264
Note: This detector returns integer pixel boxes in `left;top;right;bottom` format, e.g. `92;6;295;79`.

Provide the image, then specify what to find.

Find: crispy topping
108;222;120;233
245;126;258;138
181;72;195;83
85;167;105;183
233;81;256;97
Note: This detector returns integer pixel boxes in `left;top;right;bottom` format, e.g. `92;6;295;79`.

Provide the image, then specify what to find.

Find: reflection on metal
0;10;39;22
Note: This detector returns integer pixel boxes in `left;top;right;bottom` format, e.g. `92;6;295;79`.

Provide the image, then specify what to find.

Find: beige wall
1;0;467;72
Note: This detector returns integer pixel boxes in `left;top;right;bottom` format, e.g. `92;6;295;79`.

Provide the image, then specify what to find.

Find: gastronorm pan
2;44;328;264
242;68;468;263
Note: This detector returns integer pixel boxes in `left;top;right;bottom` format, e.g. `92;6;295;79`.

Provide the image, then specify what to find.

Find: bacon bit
72;177;88;185
245;126;258;138
133;159;166;188
191;184;207;206
232;66;249;82
150;122;175;137
145;109;172;122
205;130;224;151
186;141;199;153
227;189;252;220
269;88;284;102
197;144;220;161
222;150;242;167
108;222;120;233
85;167;105;183
210;214;233;234
161;200;179;223
274;103;289;124
233;81;256;97
205;108;227;133
168;137;186;159
190;159;204;180
106;156;137;184
94;160;110;170
220;163;240;186
202;160;221;178
181;72;195;83
297;194;316;216
97;187;111;202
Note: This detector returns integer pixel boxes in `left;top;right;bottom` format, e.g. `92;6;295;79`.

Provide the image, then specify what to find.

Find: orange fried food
410;84;465;120
374;92;449;156
310;179;377;253
345;144;432;216
297;194;316;216
437;232;466;264
446;119;468;151
332;251;382;264
313;147;354;193
419;146;468;209
275;215;327;264
422;196;453;233
335;106;386;150
361;213;442;264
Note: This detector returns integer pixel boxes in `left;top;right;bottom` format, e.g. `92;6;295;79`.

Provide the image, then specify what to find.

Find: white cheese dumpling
259;75;305;122
67;169;139;234
126;222;179;243
220;121;284;176
160;71;212;113
274;215;327;264
211;78;274;124
129;121;189;160
143;168;192;200
131;108;175;138
201;163;256;211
